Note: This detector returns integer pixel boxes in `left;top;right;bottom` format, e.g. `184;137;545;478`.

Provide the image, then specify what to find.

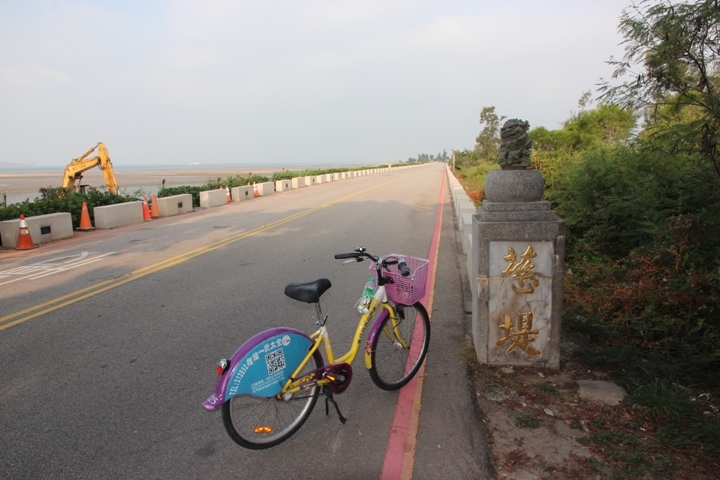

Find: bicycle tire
369;302;430;390
222;349;323;449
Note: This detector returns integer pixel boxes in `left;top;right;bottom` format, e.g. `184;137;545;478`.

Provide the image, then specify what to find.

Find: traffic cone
142;196;152;221
226;186;232;202
150;194;161;218
16;214;36;250
76;202;95;231
253;183;259;197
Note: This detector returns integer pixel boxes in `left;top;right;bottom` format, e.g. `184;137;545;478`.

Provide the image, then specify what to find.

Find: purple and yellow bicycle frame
203;292;402;411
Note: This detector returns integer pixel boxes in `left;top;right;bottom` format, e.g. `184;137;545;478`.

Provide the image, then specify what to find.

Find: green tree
599;0;720;178
475;106;506;163
529;102;636;189
533;103;635;153
563;90;593;126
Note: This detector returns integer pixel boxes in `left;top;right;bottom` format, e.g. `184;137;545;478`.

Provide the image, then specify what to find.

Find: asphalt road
0;163;489;479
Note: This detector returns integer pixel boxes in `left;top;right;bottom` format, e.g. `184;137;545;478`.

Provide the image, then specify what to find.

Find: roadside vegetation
0;187;134;230
455;0;720;475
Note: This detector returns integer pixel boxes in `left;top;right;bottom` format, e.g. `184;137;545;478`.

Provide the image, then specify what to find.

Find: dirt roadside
466;342;720;480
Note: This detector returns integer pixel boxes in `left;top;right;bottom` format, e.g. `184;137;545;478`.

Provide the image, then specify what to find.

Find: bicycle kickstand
322;385;347;424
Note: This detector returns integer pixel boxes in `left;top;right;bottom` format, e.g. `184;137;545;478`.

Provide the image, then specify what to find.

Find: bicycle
202;247;431;449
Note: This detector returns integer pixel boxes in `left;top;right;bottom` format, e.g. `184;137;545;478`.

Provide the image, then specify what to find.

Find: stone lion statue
497;119;532;169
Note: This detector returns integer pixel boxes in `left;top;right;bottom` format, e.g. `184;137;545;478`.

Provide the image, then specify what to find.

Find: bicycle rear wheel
222;349;323;449
369;302;430;390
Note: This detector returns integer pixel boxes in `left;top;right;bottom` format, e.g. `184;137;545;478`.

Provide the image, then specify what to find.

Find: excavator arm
61;142;119;195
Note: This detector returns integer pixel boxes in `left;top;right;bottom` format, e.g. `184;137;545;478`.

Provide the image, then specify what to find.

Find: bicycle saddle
284;278;332;304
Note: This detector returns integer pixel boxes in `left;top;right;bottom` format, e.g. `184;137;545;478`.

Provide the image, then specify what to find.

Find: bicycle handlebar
333;252;364;260
398;258;411;277
334;248;411;277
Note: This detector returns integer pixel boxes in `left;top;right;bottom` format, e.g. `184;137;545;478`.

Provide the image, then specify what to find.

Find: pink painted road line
381;168;446;480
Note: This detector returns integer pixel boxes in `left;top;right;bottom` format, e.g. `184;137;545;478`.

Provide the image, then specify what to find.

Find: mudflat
0;166;290;191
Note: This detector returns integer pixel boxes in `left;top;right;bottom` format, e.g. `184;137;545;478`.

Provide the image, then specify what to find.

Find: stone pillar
471;169;565;369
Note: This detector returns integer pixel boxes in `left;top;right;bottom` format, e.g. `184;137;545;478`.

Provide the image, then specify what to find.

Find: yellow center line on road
0;178;400;332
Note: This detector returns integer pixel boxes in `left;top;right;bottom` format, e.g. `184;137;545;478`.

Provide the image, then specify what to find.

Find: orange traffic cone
142;196;152;221
253;183;259;197
226;186;232;202
76;202;95;231
16;214;36;250
150;194;161;218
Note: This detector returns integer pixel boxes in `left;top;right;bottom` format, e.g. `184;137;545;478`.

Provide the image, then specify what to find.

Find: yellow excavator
62;142;119;195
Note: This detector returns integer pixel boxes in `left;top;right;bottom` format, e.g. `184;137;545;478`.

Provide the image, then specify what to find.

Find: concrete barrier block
316;175;325;184
461;212;474;234
231;186;253;201
457;198;476;219
256;182;275;196
275;180;292;192
292;177;306;188
0;212;73;248
94;201;144;229
200;189;228;208
157;194;193;216
304;176;316;186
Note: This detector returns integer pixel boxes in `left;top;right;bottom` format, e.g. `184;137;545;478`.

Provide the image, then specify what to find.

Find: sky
0;0;633;168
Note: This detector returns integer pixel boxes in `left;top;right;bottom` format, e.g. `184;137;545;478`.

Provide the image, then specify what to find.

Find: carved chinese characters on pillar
497;312;541;356
502;246;539;294
497;246;541;356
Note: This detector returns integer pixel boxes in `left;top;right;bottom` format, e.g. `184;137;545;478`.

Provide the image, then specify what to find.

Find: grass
515;412;540;429
579;428;677;479
574;344;720;455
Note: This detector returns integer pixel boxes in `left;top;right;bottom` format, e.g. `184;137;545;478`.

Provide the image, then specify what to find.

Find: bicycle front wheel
221;349;323;449
369;302;431;390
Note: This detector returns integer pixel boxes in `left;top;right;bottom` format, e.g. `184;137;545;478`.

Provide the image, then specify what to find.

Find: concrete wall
256;182;275;196
157;194;193;217
446;166;476;290
275;179;292;192
95;201;144;230
200;189;228;208
231;185;253;201
0;212;73;248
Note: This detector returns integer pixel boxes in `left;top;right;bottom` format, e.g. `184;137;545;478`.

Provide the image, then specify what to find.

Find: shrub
0;187;135;228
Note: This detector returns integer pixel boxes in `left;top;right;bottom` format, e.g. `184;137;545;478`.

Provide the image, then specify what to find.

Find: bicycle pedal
323;372;345;385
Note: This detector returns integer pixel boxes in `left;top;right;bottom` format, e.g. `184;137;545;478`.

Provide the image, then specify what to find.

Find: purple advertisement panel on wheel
203;327;314;410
